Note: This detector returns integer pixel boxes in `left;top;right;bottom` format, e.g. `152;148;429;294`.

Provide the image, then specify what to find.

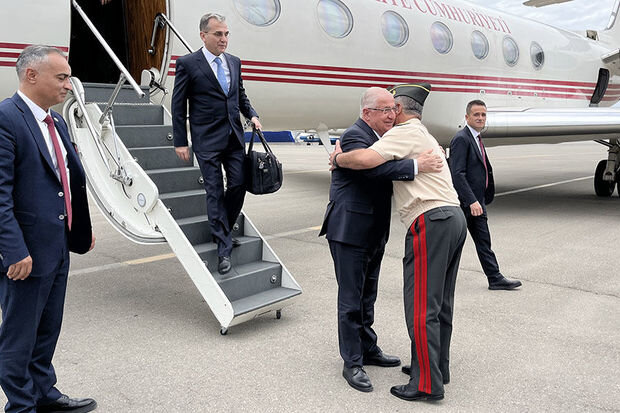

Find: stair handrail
68;77;111;172
149;12;193;56
71;0;145;122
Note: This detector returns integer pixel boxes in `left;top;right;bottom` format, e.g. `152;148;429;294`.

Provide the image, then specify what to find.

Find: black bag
244;128;283;195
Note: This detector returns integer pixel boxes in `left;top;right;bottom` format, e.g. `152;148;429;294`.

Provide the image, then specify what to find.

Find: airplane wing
484;107;620;144
523;0;573;7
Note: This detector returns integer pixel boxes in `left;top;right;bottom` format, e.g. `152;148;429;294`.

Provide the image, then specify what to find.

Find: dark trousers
329;240;385;368
463;207;501;279
0;255;69;413
195;137;246;257
403;206;466;395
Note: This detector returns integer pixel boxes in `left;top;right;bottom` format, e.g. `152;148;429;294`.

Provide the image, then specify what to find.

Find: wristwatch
333;153;340;168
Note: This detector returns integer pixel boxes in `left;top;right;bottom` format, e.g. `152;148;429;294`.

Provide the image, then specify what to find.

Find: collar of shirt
466;124;481;140
202;46;230;83
17;90;50;122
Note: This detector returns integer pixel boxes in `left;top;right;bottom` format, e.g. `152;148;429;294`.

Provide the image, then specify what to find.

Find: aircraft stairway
64;81;301;334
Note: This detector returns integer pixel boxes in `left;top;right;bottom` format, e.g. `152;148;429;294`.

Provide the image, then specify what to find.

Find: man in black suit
172;13;261;274
449;100;521;290
320;87;443;392
0;45;97;413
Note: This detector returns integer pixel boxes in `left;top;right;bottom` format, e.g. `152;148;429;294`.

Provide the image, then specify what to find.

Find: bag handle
247;127;274;156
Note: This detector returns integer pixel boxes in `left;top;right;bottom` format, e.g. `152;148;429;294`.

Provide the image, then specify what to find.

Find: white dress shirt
17;90;71;191
202;46;231;87
467;124;484;156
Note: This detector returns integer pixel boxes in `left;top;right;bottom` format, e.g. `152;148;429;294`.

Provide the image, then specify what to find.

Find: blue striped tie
214;56;229;94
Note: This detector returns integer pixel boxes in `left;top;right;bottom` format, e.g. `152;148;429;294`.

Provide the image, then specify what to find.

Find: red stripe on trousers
411;216;431;394
418;215;431;393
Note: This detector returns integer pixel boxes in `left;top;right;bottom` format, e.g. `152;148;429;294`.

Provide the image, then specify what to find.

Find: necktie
478;134;488;189
214;56;229;94
43;115;72;230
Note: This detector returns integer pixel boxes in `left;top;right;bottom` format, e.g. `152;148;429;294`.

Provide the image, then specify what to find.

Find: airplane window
503;36;519;66
530;42;545;69
471;31;489;60
233;0;281;26
430;22;453;54
381;11;409;47
317;0;353;38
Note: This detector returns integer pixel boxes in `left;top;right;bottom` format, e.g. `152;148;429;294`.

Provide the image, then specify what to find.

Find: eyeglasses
202;30;230;38
367;106;397;115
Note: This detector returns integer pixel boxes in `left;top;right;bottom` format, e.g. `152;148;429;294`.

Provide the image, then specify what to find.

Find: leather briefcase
244;128;283;195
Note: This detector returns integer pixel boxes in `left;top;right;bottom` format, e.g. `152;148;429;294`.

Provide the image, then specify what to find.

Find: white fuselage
1;0;618;145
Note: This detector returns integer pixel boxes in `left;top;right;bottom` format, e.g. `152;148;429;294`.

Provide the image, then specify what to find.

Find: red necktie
43;115;72;230
478;134;488;189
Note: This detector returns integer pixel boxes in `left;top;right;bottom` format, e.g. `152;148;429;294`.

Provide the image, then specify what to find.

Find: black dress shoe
390;384;444;401
232;237;241;248
342;366;373;392
401;365;450;384
37;394;97;413
488;276;522;290
218;256;231;274
363;351;401;367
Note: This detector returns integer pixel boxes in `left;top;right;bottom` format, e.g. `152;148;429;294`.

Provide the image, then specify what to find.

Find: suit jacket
0;94;92;277
449;126;495;209
319;118;415;248
171;50;258;153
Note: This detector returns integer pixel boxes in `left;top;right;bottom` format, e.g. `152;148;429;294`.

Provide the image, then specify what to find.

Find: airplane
1;0;619;330
2;0;620;196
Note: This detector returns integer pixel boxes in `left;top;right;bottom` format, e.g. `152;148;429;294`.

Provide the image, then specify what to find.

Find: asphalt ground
1;141;619;412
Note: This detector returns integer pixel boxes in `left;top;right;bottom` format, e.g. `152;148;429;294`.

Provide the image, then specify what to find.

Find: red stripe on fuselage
242;60;596;88
241;67;594;95
0;42;68;52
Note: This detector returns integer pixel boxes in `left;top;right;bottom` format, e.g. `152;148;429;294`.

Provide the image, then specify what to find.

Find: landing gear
220;327;228;336
594;139;619;197
276;310;282;320
594;160;616;197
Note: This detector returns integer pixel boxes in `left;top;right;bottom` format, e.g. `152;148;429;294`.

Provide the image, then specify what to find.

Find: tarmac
1;141;619;412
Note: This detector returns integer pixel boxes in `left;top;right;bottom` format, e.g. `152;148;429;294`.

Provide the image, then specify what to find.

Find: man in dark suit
172;13;261;274
320;87;443;392
0;46;97;413
449;100;521;290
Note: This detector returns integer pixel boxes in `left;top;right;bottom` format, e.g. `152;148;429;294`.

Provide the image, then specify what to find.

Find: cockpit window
530;42;544;69
471;30;489;60
317;0;353;38
381;11;409;47
430;22;453;54
233;0;281;26
503;36;519;66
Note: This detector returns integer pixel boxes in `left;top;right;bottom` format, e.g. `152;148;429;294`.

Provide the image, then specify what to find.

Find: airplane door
0;0;71;99
69;0;167;84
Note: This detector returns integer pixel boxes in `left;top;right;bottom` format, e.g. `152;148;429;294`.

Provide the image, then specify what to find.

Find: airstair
62;81;301;335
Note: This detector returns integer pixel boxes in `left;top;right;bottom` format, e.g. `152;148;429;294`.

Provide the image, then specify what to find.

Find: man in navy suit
320;87;443;392
0;46;97;413
449;100;521;290
172;13;261;274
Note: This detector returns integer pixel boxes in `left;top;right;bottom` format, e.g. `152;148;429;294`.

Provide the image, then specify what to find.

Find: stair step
116;125;174;148
148;167;203;194
231;287;301;317
106;104;164;125
194;236;262;271
160;190;206;219
130;146;193;170
83;83;150;104
217;261;282;302
176;214;245;245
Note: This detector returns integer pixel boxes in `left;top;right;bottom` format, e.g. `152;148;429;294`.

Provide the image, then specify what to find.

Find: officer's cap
388;83;431;106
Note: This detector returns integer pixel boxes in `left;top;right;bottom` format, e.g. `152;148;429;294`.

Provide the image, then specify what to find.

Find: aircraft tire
594;160;615;197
